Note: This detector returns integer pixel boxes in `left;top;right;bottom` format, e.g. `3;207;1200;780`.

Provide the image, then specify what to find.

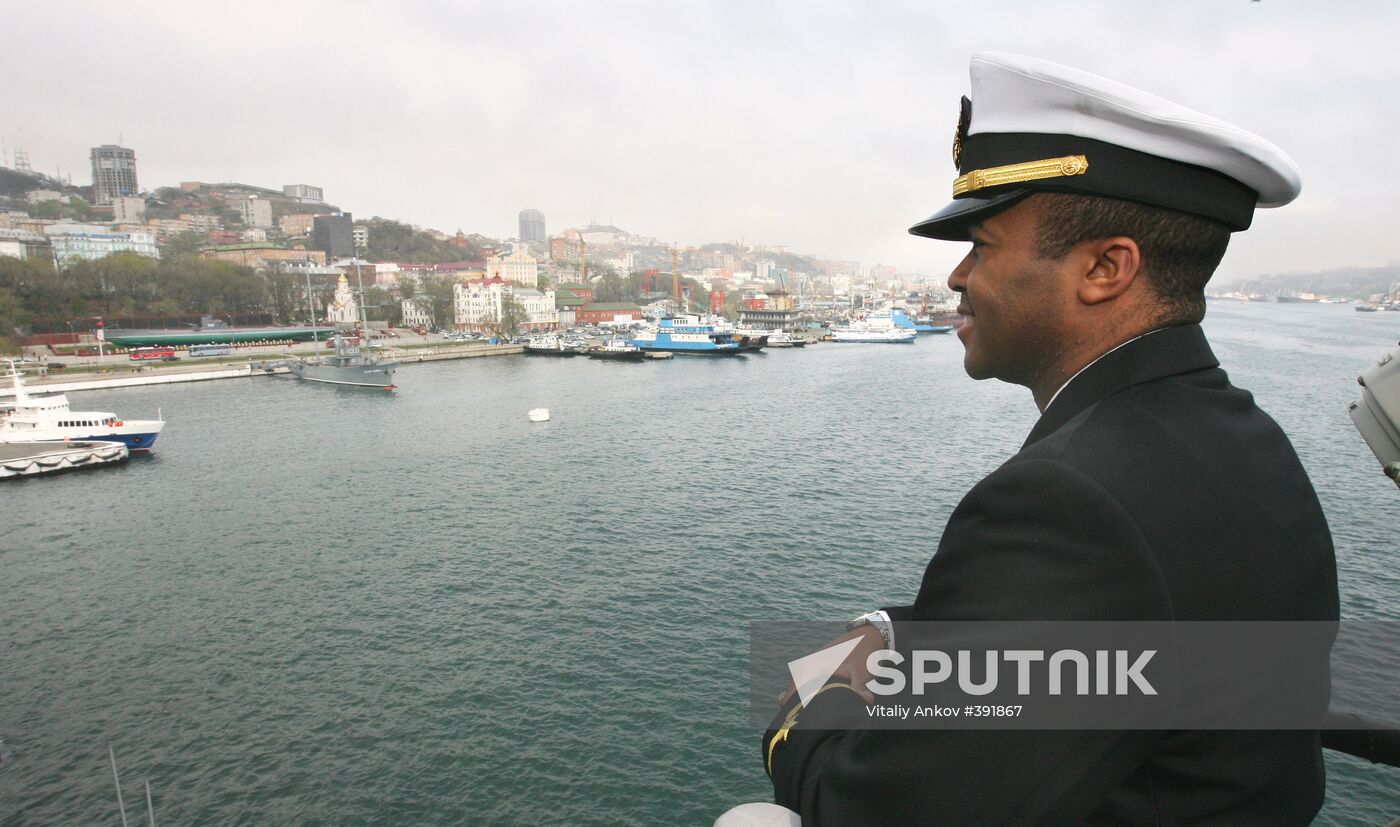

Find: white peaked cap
911;52;1303;241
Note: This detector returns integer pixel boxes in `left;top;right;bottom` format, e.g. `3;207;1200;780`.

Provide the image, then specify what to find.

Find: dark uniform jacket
765;323;1340;825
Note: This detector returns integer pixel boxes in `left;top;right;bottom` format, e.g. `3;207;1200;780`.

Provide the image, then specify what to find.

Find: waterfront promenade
5;334;524;395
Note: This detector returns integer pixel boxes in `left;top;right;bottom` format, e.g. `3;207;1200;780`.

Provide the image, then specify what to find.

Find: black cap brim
908;189;1032;241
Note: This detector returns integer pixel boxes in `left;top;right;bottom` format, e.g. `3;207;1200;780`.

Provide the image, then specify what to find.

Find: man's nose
948;250;974;294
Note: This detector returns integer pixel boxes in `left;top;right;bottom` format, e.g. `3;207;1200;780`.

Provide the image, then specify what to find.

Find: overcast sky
6;1;1398;281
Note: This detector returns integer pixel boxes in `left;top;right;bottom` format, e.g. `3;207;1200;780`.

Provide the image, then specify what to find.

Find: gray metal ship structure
289;334;398;389
286;241;399;390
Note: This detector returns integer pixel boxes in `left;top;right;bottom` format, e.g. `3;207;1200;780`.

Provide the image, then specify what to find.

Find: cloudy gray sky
6;0;1398;281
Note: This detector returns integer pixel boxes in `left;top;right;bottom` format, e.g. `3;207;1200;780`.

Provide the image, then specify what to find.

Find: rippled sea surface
3;301;1397;825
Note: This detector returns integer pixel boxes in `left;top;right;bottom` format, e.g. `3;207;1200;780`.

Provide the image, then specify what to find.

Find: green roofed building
555;282;594;301
554;290;587;309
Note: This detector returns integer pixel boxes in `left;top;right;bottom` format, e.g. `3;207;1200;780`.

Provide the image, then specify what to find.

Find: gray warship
288;333;397;389
288;253;399;390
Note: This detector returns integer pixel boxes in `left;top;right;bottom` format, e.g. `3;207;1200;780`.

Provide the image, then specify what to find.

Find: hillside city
0;143;963;351
5;142;1400;355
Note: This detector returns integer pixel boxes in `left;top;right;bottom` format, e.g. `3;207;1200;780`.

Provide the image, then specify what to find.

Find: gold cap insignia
952;97;971;170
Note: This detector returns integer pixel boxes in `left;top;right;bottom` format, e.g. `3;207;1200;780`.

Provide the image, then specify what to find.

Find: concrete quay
2;341;524;396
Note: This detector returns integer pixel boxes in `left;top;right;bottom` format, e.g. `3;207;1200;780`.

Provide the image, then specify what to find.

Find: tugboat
764;331;806;348
0;361;165;451
587;339;646;361
525;335;580;356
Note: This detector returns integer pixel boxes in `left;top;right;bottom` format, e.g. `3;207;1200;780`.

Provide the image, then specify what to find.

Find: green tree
30;200;63;220
363;286;400;324
594;270;625;303
162;231;208;257
496;295;527;337
361;217;482;263
0;256;64;327
68;196;93;221
0;280;29;352
398;277;417;301
421;274;456;329
93;252;160;315
262;269;301;323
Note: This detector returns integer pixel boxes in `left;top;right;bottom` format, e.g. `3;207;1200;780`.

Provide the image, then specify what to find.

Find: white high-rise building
90;145;138;206
519;209;545;242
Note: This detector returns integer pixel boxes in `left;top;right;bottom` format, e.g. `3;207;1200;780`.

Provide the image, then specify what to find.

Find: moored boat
831;326;918;343
832;309;919;343
892;308;958;334
0;361;165;451
287;256;399;389
289;334;398;389
764;331;806;348
525;335;580;356
629;316;744;355
587;339;646;361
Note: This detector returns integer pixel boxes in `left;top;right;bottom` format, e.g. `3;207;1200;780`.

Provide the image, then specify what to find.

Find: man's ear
1077;237;1141;305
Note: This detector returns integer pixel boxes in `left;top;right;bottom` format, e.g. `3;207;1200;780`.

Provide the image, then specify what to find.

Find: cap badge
952;97;971;170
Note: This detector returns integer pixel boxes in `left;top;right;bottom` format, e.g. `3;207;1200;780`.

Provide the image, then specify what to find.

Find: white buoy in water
528;408;550;422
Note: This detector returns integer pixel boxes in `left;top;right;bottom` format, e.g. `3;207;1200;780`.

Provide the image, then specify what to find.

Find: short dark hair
1028;192;1232;325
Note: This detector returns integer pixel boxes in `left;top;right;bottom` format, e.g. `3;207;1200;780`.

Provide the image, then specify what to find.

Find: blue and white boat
629;316;744;355
0;362;164;452
891;308;957;335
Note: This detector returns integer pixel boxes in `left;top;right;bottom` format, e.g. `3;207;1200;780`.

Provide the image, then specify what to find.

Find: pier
0;440;129;479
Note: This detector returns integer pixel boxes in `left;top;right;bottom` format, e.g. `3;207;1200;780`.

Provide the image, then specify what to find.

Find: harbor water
3;301;1397;825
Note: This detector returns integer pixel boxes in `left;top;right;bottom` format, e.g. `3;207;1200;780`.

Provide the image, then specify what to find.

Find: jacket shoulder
914;456;1172;621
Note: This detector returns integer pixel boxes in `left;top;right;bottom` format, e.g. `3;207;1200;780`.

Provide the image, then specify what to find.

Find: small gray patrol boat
289;334;398;389
289;251;398;390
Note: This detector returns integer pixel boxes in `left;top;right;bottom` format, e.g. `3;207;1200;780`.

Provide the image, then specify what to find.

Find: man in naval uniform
747;53;1339;826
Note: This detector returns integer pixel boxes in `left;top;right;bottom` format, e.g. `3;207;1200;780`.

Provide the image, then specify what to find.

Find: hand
779;625;886;706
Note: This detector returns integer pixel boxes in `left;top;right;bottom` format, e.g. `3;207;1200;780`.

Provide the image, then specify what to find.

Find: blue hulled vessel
891;308;957;334
629;316;744;355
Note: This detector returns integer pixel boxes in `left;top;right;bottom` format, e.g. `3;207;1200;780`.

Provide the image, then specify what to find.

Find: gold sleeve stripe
952;154;1089;197
765;682;867;776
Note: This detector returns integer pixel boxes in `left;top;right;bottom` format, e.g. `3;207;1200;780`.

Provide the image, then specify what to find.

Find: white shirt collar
1042;328;1166;412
